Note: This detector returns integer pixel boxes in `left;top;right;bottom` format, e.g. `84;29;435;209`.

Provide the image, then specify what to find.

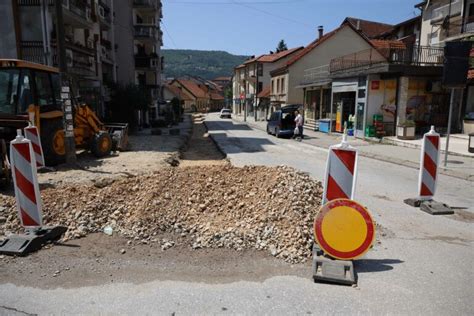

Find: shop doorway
333;92;356;133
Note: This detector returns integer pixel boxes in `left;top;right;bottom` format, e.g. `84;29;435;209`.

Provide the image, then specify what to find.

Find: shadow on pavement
211;133;275;154
354;258;404;273
206;120;253;131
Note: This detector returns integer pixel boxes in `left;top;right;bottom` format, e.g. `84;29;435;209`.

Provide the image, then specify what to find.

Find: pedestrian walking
294;110;304;141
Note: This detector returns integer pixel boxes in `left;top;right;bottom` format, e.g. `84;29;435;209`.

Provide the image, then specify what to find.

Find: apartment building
417;0;474;133
0;0;163;125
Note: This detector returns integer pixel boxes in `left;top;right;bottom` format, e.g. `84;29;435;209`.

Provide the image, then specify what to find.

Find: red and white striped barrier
10;130;43;228
24;123;45;168
418;126;440;200
322;134;358;204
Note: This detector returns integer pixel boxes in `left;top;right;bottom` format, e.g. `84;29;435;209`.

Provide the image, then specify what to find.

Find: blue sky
162;0;421;55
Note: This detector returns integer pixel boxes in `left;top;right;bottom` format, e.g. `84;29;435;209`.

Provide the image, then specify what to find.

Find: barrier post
24;123;45;168
322;131;359;204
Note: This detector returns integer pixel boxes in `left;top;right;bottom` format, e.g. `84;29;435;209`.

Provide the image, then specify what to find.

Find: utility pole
55;0;77;165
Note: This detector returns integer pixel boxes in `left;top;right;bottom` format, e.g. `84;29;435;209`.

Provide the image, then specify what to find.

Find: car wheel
266;126;271;134
275;127;281;138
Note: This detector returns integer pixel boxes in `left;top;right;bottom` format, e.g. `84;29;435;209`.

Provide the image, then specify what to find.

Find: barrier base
403;198;423;207
420;200;454;215
0;226;67;256
312;243;356;286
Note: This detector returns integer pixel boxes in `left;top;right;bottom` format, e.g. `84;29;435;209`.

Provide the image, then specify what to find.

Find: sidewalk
384;134;473;158
232;114;473;181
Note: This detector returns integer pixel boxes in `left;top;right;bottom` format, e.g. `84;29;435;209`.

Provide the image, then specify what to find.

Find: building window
258;82;263;94
281;77;285;93
271;79;274;94
277;78;280;93
257;63;263;76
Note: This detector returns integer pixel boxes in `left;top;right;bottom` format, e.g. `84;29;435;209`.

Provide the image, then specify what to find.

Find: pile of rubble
0;165;323;263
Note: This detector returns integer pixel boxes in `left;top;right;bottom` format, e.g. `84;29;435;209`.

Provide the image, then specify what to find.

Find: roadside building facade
272;18;393;131
416;0;474;134
232;47;304;121
1;0;163;126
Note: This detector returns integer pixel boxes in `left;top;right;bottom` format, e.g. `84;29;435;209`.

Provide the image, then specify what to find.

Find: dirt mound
0;165;322;263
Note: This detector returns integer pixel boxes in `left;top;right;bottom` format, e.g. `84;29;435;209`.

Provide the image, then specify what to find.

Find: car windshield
0;68;20;114
222;109;230;113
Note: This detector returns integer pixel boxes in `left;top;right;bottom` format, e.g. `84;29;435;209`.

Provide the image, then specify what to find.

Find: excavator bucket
105;123;129;151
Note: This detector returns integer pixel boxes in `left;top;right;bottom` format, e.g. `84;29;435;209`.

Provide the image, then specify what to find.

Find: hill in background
162;49;247;80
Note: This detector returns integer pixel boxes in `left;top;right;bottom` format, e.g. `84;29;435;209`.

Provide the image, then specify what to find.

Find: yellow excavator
0;59;128;179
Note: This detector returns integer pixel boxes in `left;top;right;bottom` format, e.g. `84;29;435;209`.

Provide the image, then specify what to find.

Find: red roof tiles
344;17;394;39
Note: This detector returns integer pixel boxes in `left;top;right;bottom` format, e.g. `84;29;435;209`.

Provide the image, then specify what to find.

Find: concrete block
420;200;454;215
404;198;422;207
312;255;356;285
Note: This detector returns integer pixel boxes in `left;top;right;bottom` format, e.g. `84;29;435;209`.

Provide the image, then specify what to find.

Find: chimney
356;19;361;30
318;26;324;39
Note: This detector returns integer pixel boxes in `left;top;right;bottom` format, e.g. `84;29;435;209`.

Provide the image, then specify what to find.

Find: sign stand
404;126;453;215
0;130;66;256
312;243;356;286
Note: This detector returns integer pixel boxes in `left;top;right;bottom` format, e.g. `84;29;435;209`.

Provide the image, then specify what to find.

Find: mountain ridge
162;49;248;80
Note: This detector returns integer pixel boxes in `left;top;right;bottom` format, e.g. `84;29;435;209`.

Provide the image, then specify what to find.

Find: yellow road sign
314;199;375;260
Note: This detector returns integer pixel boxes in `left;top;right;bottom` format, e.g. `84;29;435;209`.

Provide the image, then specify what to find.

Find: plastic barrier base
312;243;356;286
404;198;423;207
0;226;67;256
420;200;454;215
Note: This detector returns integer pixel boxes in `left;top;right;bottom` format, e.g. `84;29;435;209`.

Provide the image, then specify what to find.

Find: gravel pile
0;165;323;263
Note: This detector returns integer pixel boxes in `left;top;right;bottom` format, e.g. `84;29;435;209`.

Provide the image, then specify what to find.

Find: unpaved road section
36;116;192;186
0;233;309;289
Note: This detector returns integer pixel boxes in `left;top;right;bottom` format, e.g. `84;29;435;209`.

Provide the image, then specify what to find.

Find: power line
229;0;313;29
161;21;178;48
166;0;306;4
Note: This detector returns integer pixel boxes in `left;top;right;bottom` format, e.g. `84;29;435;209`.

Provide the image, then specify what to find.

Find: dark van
266;104;301;138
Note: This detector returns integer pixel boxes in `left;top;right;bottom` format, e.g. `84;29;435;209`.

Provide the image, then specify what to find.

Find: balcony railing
330;45;444;73
20;40;96;77
135;55;159;69
63;0;90;20
463;15;474;33
301;64;330;85
134;25;157;39
133;0;158;9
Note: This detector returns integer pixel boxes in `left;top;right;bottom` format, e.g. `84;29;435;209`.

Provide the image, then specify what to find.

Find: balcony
20;40;96;77
463;15;474;33
62;0;92;28
98;0;112;27
133;0;158;10
135;54;159;70
134;25;157;40
300;65;330;86
330;45;444;77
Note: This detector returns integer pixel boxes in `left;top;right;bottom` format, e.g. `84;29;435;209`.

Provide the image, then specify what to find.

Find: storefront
331;78;363;135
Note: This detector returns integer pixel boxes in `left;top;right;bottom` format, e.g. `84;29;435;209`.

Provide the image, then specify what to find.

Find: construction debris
0;165;323;263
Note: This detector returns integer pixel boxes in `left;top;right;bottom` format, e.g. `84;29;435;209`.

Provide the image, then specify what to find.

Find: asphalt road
0;113;472;315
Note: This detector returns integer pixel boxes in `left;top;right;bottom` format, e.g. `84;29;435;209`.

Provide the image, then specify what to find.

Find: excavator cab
0;59;128;167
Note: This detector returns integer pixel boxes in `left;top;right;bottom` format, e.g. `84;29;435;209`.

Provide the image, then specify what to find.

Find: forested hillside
162;49;247;79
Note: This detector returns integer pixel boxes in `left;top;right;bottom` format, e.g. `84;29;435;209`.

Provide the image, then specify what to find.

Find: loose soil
1;114;317;288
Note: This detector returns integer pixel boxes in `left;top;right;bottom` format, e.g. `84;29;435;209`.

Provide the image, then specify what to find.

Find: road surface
0;113;472;315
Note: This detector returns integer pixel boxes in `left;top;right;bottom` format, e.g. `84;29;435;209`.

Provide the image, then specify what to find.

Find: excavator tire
91;132;112;158
40;118;66;166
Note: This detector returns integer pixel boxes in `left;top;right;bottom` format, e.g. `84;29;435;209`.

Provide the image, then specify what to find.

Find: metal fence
330;45;444;73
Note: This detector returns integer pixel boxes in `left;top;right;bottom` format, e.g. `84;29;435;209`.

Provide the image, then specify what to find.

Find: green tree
276;40;288;52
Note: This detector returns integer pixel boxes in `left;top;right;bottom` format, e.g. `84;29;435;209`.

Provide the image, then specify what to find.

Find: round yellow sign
314;199;375;260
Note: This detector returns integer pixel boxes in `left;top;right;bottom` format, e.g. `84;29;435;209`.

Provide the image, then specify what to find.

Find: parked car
220;108;232;118
266;105;301;138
